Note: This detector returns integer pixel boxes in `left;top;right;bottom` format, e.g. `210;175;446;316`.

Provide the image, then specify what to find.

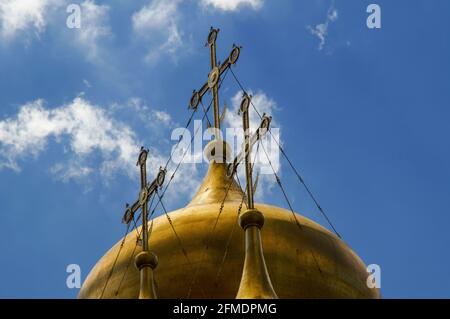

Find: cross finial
189;28;242;138
226;95;272;201
230;94;278;299
121;147;166;299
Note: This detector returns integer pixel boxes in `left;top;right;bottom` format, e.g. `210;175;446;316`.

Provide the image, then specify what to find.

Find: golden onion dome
78;149;380;299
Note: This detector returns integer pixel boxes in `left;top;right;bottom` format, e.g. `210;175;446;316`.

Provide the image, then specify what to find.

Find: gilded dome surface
78;162;380;299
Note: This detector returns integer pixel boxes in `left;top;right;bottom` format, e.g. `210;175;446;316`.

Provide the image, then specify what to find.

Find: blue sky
0;0;449;298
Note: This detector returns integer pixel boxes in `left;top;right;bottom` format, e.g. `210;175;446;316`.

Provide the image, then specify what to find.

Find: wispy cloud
111;97;173;129
225;90;278;132
0;0;112;62
201;0;263;11
132;0;178;31
72;0;112;61
307;3;338;51
0;0;61;41
83;79;92;88
0;96;201;199
132;0;183;64
50;161;93;183
0;97;138;177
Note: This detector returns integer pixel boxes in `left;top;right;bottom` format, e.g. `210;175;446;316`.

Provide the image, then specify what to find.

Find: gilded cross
189;27;241;132
122;147;166;299
227;94;271;208
122;147;166;250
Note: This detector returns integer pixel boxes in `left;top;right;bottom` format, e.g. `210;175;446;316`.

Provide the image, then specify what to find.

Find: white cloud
225;90;278;132
153;110;172;125
0;97;139;177
73;0;112;60
0;0;111;60
132;0;263;64
0;0;60;40
50;161;93;182
83;79;92;88
201;0;262;11
144;23;182;64
132;0;183;64
0;96;201;201
117;97;173;129
132;0;178;31
308;3;338;51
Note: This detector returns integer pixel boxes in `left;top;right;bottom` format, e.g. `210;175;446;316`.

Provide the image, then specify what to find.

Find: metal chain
229;67;341;238
115;92;213;298
163;104;198;171
108;67;231;298
210;170;248;295
114;227;141;296
259;140;303;230
156;189;207;298
144;68;227;229
187;114;261;297
186;171;236;298
99;222;131;298
113;194;156;297
257;141;325;277
201;99;213;128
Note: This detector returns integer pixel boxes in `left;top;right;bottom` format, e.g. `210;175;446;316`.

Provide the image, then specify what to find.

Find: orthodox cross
122;147;166;299
122;147;166;249
227;94;272;208
189;27;241;133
